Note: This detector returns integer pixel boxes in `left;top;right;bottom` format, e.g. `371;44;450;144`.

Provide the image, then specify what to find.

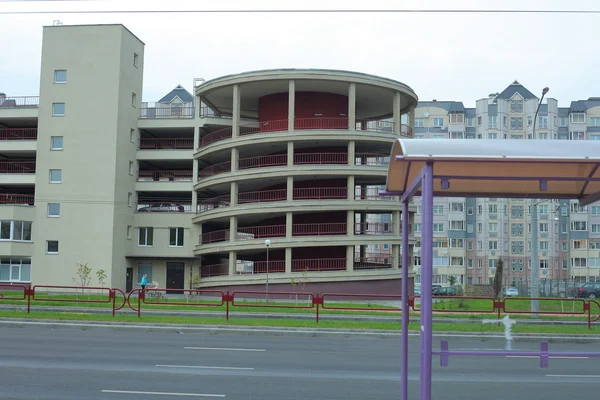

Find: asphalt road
0;324;598;399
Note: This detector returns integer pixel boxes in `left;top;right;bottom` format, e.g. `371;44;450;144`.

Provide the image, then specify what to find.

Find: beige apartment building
411;84;600;291
0;24;418;293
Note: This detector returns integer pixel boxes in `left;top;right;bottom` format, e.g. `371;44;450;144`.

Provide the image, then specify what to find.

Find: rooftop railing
0;96;40;108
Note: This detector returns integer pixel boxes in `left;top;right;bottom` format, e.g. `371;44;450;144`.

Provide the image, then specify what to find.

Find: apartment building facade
411;81;600;288
0;24;418;293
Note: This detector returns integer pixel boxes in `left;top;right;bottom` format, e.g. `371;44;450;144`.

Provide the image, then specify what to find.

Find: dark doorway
166;262;185;294
126;268;133;293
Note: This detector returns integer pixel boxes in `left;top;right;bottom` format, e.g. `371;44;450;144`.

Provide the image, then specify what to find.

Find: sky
1;0;600;107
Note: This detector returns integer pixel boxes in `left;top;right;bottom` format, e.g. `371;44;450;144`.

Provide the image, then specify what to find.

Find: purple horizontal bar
432;351;600;357
385;191;580;199
395;156;600;165
435;175;600;182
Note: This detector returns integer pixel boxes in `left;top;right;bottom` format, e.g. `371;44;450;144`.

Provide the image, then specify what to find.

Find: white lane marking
184;347;265;352
507;356;589;359
546;374;600;378
155;364;254;370
101;389;225;397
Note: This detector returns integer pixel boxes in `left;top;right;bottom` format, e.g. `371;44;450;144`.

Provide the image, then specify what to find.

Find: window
433;223;444;233
138;227;153;246
570;131;585;140
169;227;184;247
590;117;600;127
560;117;567;126
450;238;464;248
488;133;498;139
488;222;499;232
414;223;421;232
449;220;465;230
128;193;133;207
54;70;67;83
570;113;585;123
449;131;464;139
571;221;588;231
592;206;600;216
467;117;474;127
450;114;464;124
538;133;548;140
510;100;523;113
0;220;32;241
539;241;549;251
52;102;65;116
131;93;137;107
488;241;498;250
489;204;498;214
50;136;63;150
46;240;59;254
127;225;132;239
488;116;497;129
130;128;136;143
0;257;31;282
133;52;139;67
510;117;523;130
47;203;60;217
489;259;498;269
467;223;474;234
527;116;533;127
49;169;62;183
538;116;548;129
129;161;134;175
414;118;424;127
449;202;464;212
433;118;444;127
433;205;444;215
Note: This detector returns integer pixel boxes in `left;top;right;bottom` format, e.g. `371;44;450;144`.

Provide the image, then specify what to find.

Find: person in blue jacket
141;273;148;293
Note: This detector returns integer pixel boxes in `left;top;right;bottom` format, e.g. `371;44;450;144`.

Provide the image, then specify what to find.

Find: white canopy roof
386;139;600;202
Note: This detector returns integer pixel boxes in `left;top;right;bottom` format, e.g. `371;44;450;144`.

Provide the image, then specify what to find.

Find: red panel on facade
292;246;346;259
258;91;348;121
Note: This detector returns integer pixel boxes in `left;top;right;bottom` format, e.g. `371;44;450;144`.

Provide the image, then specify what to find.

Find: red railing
237;225;286;239
201;230;229;244
354;222;394;235
139;138;194;149
293;187;347;200
197;194;231;212
0;96;40;108
139;107;195;119
240;119;289;134
355;153;390;166
354;256;395;270
136;202;191;213
292;258;346;272
201;127;232;146
238;188;287;204
0;128;38;140
137;170;193;181
0;193;34;205
294;152;348;165
200;263;229;277
238;260;286;274
355;118;395;133
294;117;349;130
239;154;288;169
0;161;36;173
198;161;231;178
292;223;347;236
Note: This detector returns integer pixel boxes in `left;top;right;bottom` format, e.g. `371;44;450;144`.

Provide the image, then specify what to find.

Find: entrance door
126;268;133;293
166;262;185;294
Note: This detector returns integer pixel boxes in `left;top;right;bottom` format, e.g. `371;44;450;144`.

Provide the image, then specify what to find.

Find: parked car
138;202;184;212
575;282;600;299
502;286;519;297
432;286;461;296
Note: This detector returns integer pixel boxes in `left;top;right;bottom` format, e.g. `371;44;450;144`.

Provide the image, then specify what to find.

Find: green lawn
0;309;597;335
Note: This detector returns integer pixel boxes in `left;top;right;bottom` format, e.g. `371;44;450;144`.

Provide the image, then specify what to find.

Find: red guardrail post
26;285;32;314
313;295;323;323
585;301;591;329
138;290;143;318
111;289;116;317
225;291;231;321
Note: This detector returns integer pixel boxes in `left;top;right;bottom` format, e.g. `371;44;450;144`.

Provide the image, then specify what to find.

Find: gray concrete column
231;147;239;171
285;248;292;273
348;140;356;166
230;181;238;206
393;244;400;269
346;246;354;271
193;125;200;149
348;83;356;129
393;210;401;235
229;216;237;242
287;176;294;201
287;141;294;166
232;84;241;138
288;80;295;131
228;251;237;276
393;92;402;135
347;210;355;237
347;176;355;200
286;212;293;239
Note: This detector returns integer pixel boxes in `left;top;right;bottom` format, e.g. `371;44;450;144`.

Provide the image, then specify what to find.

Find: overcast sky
2;0;600;107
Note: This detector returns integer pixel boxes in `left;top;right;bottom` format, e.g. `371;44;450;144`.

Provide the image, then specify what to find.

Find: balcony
0;96;39;108
0;193;34;206
137;170;193;182
0;128;37;140
139;103;194;119
0;161;36;174
139;138;193;150
199;222;395;244
198;117;413;148
135;200;193;213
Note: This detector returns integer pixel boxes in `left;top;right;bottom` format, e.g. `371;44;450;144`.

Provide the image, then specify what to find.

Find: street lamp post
264;239;271;301
530;86;549;318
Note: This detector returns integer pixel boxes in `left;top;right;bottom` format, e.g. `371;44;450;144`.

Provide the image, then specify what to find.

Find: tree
186;273;202;302
72;263;92;297
448;275;457;286
96;269;107;288
290;269;310;306
493;258;504;299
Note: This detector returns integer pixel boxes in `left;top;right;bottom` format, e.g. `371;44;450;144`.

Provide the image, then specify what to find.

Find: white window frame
53;70;67;84
52;102;65;117
49;169;62;183
133;52;139;67
47;203;60;218
0;220;33;241
50;136;63;150
0;257;32;283
570;113;585;124
169;227;184;247
138;227;153;247
131;92;137;107
46;240;59;254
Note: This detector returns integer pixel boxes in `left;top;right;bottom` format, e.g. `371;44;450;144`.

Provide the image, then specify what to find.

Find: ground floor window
137;262;152;284
0;257;31;282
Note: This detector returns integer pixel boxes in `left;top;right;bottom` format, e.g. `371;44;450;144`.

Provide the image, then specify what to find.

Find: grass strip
0;310;596;335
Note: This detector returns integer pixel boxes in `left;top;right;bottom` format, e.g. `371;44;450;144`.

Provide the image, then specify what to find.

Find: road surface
0;323;598;399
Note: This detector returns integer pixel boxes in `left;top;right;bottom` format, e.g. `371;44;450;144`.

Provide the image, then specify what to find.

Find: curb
1;318;599;343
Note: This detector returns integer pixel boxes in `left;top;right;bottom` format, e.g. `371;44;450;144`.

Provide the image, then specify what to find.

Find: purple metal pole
401;200;410;400
420;162;434;400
